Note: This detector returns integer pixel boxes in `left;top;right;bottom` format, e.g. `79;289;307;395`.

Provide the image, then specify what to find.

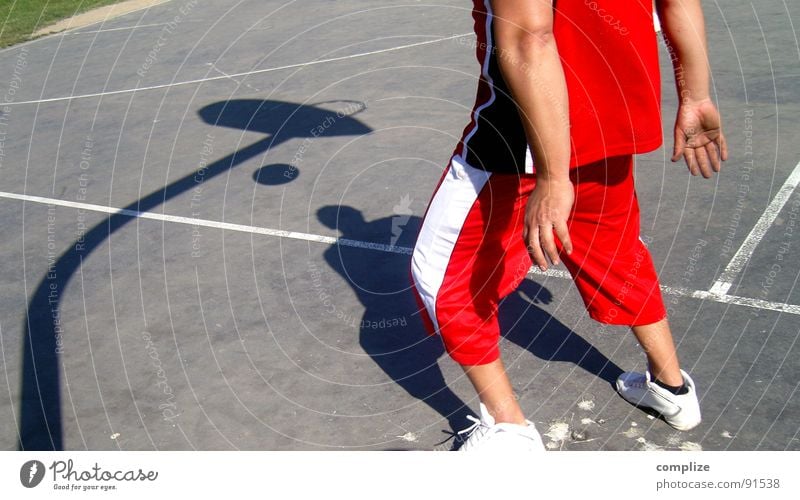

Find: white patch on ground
630;421;638;427
721;431;734;439
397;432;418;442
667;434;683;447
577;400;595;411
581;418;596;426
623;426;642;439
637;437;664;451
544;421;570;449
110;433;120;440
679;441;703;451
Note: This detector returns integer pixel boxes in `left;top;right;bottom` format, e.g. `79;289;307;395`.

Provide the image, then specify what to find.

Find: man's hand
672;98;728;177
523;178;574;270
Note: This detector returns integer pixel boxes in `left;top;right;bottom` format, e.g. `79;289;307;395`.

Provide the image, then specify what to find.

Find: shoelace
458;415;544;451
456;415;496;450
457;415;487;439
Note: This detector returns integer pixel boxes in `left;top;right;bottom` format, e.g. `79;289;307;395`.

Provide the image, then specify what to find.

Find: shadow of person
500;280;624;387
317;204;624;449
19;99;370;450
317;205;473;448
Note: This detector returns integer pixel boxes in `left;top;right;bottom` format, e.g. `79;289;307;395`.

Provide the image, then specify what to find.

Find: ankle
648;365;683;387
487;406;527;425
653;377;689;396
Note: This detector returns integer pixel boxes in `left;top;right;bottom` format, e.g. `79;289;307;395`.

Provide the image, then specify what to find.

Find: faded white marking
577;400;595;411
623;427;642;439
71;22;178;35
710;160;800;295
680;441;703;451
637;437;664;451
396;432;418;443
206;62;261;92
580;418;595;426
3;33;474;106
721;431;734;439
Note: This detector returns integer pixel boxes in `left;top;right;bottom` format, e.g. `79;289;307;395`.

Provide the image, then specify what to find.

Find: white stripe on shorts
411;155;492;331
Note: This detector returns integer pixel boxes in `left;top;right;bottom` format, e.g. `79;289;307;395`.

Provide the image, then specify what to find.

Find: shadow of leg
501;280;624;387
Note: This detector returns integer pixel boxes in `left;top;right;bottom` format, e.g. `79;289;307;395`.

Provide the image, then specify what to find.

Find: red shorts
410;154;667;366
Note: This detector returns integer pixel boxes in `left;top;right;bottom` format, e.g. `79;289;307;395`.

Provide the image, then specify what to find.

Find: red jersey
456;0;662;173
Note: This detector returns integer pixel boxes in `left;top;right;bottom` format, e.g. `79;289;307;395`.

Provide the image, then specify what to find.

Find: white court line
205;62;260;92
70;22;180;35
0;190;407;254
3;33;473;107
2;189;799;316
709;160;800;295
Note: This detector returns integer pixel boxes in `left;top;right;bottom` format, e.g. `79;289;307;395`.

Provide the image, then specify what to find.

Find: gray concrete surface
0;0;798;451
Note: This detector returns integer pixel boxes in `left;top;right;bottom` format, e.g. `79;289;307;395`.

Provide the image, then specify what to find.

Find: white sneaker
457;403;545;451
616;369;701;431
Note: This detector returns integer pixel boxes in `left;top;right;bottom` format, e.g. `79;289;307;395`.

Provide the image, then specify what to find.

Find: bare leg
462;358;526;425
630;318;684;386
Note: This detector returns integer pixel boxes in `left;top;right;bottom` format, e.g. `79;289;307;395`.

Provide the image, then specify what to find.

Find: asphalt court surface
0;0;798;451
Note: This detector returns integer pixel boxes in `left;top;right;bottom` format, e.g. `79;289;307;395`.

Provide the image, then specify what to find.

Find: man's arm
491;0;573;270
656;0;728;176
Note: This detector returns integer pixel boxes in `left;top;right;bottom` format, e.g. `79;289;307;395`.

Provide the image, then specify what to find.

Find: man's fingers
706;141;721;172
695;146;713;178
684;147;699;176
539;225;560;266
718;131;729;161
555;221;573;256
672;129;686;162
526;226;547;270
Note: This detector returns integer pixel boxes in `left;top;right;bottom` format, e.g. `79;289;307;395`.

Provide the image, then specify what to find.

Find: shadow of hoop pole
18;99;370;450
